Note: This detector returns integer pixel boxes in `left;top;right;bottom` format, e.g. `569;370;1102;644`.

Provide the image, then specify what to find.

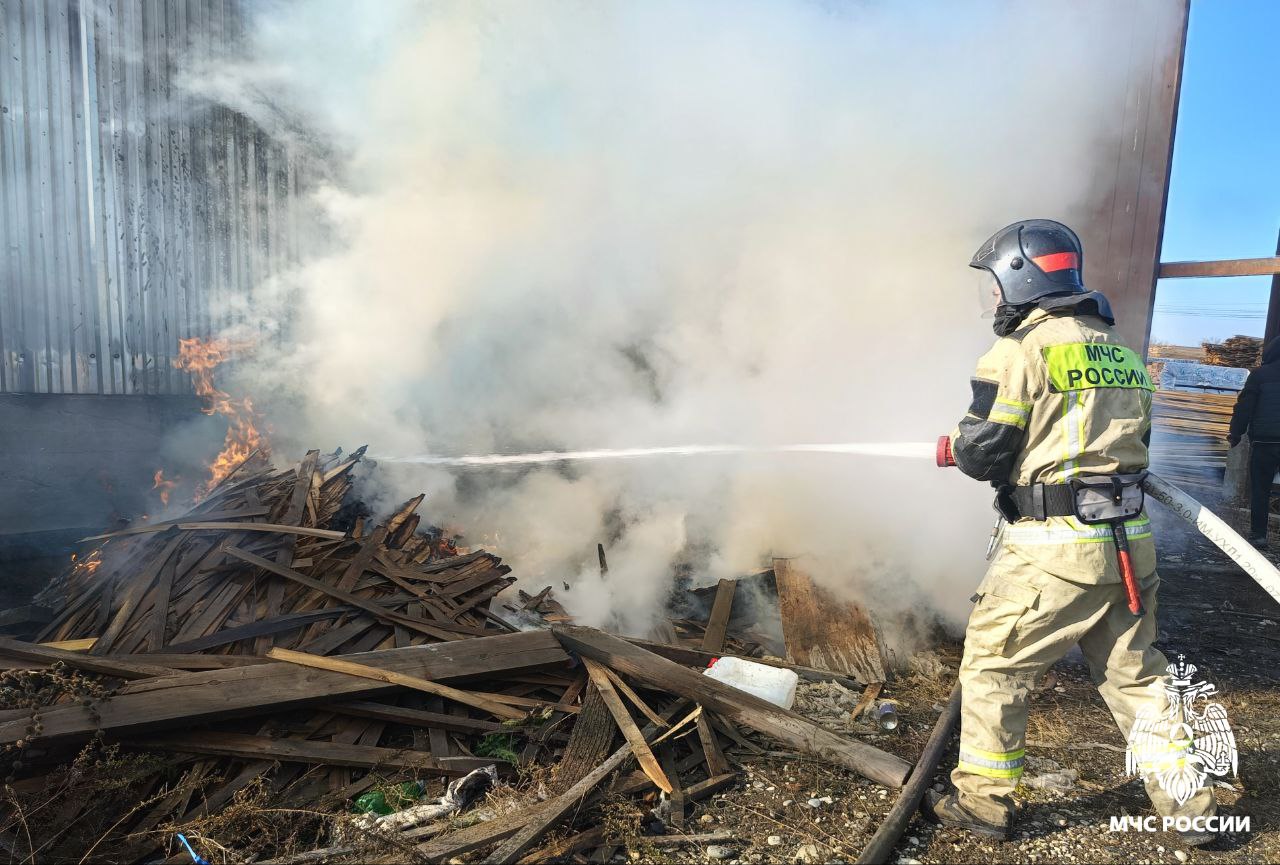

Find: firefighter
924;220;1218;845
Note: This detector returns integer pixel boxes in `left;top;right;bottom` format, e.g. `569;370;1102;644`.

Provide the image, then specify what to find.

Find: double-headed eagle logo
1126;654;1237;805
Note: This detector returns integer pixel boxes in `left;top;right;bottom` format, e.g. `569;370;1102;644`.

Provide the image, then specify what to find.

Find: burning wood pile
0;448;914;863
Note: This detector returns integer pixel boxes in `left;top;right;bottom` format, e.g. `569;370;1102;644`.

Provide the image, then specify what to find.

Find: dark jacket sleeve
952;377;1028;482
1230;372;1259;439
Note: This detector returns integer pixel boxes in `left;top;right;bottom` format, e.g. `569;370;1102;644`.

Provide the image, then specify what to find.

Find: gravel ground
606;507;1280;865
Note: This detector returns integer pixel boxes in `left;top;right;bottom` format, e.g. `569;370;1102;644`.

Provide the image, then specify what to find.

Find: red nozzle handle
936;435;956;468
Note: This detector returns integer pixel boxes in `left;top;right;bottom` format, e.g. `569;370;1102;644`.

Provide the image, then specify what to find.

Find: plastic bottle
354;781;426;815
703;657;798;709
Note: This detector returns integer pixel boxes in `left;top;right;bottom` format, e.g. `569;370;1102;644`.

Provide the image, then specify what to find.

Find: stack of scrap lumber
1202;334;1263;368
0;449;910;863
1149;390;1235;487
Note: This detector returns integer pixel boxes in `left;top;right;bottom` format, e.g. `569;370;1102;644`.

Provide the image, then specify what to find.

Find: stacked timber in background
0;448;911;863
1202;335;1264;368
1149;390;1236;489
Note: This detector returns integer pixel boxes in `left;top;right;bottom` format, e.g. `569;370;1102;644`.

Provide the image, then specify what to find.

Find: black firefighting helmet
970;219;1086;307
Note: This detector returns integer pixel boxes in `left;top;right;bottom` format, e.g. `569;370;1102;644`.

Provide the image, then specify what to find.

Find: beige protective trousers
952;551;1215;824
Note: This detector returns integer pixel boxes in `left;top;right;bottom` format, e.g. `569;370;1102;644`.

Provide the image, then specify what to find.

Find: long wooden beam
0;630;568;746
1158;257;1280;279
0;636;176;680
138;731;495;775
553;626;910;788
265;647;526;720
80;521;346;543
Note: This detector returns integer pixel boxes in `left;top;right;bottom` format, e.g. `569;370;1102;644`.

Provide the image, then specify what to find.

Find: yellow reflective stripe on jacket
958;745;1025;779
990;397;1031;429
1060;389;1084;479
1003;516;1152;546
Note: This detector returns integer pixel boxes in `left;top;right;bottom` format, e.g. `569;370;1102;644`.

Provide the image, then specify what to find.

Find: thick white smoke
185;0;1149;640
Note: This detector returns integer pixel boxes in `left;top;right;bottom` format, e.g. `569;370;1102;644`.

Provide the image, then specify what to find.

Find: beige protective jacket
950;307;1157;584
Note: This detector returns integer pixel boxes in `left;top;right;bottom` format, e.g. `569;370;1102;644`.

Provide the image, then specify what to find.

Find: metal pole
855;683;962;865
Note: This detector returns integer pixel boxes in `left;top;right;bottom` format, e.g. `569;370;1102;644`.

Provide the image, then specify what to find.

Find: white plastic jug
703;657;798;709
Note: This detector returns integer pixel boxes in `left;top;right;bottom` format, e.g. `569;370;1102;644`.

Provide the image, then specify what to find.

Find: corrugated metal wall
0;0;298;395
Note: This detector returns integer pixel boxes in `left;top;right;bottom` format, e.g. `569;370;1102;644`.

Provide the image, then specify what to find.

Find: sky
1149;0;1280;347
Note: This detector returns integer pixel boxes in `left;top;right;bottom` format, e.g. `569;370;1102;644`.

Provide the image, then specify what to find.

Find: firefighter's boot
921;789;1011;841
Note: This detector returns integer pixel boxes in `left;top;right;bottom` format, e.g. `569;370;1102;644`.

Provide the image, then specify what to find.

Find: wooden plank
521;586;552;611
163;607;351;653
80;522;346;543
0;606;53;628
426;695;453;758
554;626;910;788
581;658;671;793
700;578;737;653
40;638;96;651
1158;256;1280;279
0;636;175;680
486;742;636;865
148;553;178;651
696;712;731;777
323;700;504;735
265;647;527;721
682;772;738;801
93;531;185;655
223;546;462;641
0;630;567;746
659;744;685;829
773;558;887;684
139;730;492;774
598;665;666;729
114;654;266;670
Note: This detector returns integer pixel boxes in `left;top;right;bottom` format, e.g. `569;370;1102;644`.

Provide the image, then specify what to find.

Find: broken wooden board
581;658;671;793
700;578;737;653
773;557;888;684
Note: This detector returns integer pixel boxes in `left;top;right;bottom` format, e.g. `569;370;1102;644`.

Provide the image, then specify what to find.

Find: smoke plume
183;0;1149;640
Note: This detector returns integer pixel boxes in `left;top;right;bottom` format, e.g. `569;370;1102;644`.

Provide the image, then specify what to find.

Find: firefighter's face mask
975;270;1003;318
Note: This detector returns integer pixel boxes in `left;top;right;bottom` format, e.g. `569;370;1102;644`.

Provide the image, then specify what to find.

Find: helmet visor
974;270;1002;318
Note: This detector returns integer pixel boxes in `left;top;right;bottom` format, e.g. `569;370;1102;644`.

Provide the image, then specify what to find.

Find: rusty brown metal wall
1080;0;1190;355
0;0;299;395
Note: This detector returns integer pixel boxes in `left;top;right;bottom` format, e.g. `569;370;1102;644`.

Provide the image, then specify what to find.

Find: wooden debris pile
1202;334;1263;368
0;448;912;863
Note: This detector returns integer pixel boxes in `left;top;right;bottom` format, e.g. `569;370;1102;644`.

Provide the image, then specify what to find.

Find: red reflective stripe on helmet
1031;251;1078;272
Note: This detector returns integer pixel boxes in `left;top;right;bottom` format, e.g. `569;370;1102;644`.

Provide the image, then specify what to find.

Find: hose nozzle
936;435;956;468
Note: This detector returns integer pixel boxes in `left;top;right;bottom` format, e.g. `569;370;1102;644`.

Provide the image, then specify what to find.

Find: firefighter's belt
1010;484;1077;521
1010;473;1147;522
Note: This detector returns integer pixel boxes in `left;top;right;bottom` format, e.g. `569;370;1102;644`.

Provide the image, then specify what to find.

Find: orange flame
152;469;178;506
70;550;103;577
174;337;268;499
